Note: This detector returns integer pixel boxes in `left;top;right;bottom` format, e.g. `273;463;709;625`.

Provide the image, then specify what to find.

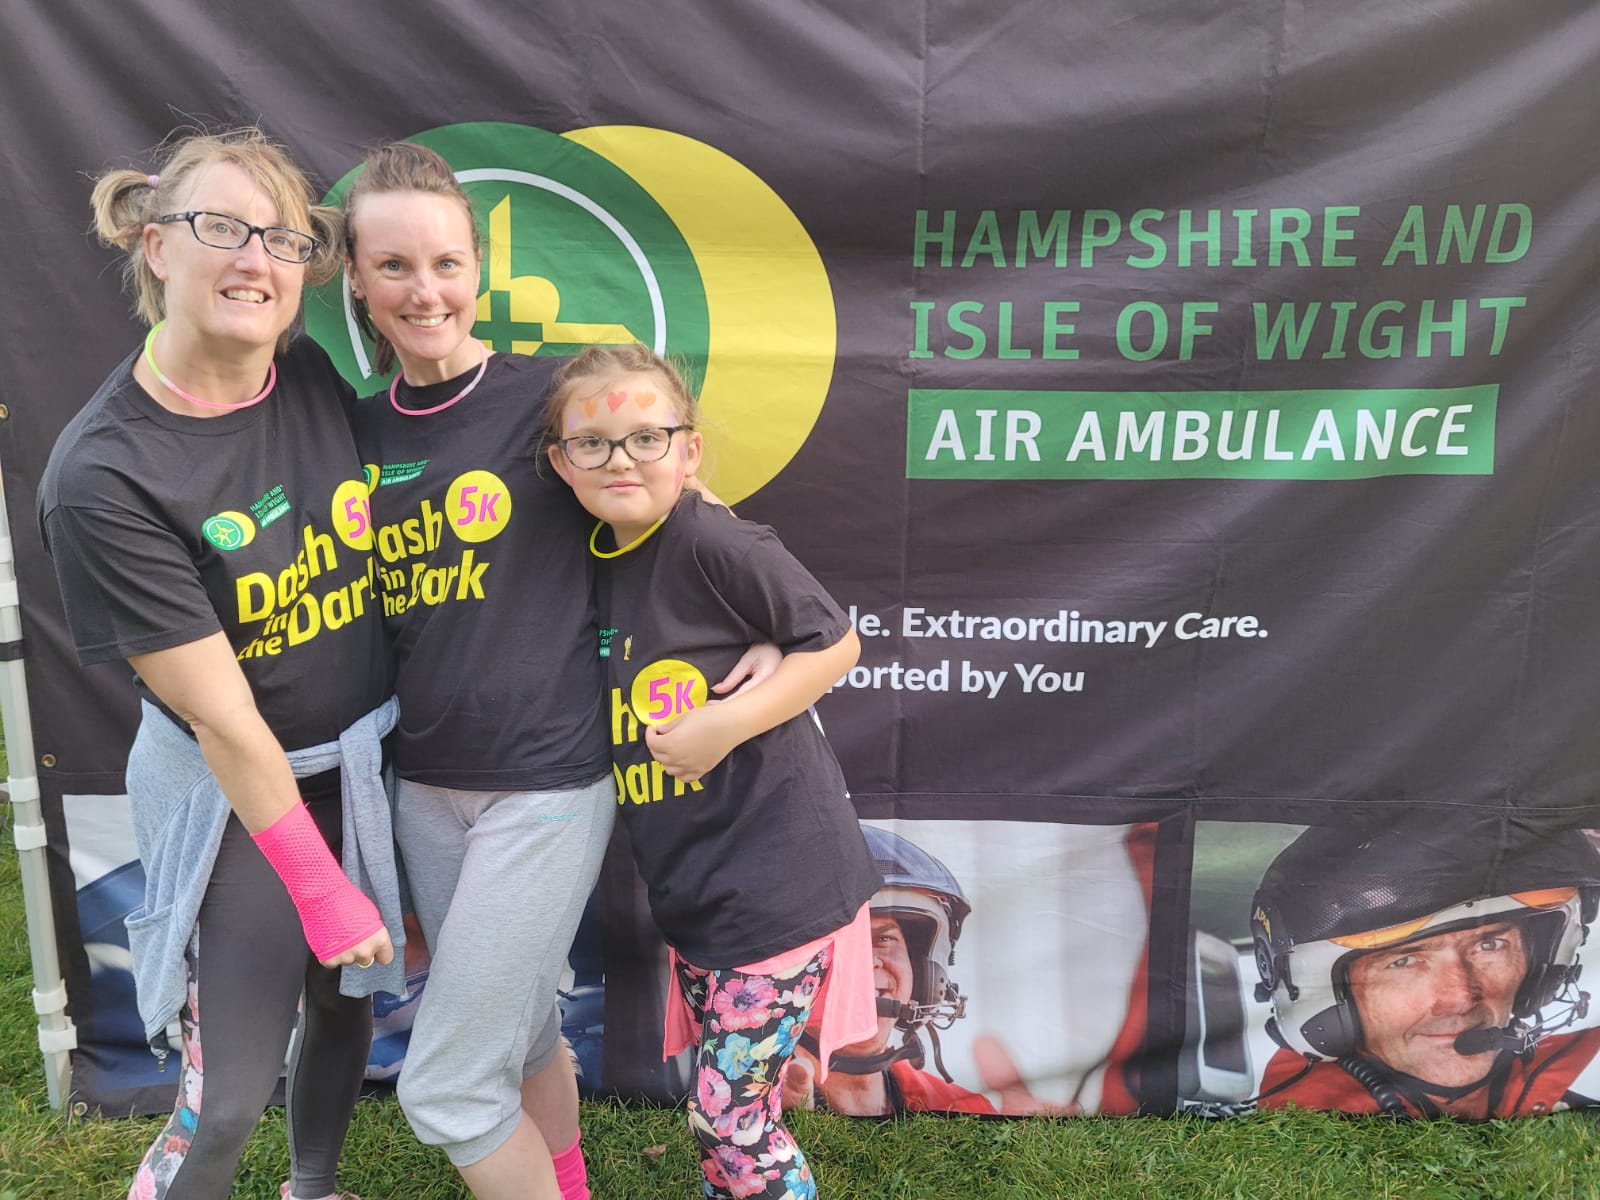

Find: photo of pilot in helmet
781;825;996;1115
1251;821;1600;1117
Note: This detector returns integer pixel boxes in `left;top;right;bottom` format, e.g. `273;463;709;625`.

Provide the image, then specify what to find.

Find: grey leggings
128;783;372;1200
392;774;615;1166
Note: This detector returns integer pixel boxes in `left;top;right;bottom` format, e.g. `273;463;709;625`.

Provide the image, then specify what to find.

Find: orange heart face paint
589;387;660;416
554;369;702;546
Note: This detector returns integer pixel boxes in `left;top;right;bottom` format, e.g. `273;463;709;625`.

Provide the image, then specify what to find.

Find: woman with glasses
38;128;399;1200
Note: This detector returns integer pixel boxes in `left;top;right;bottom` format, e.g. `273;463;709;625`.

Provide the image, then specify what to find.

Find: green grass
3;798;1600;1198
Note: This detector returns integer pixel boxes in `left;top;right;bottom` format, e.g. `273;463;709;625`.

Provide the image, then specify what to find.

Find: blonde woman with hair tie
39;127;400;1200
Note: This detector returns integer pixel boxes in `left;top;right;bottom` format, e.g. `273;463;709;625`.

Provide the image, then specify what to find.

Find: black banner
3;0;1599;1118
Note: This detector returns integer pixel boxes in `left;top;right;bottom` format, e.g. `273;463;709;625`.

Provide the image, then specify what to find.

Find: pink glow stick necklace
142;321;276;412
389;341;490;417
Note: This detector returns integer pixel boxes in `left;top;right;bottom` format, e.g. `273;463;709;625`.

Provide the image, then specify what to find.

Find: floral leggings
676;945;832;1200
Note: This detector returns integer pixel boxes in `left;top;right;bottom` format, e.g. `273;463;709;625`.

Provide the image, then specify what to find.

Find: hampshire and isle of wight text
904;202;1533;480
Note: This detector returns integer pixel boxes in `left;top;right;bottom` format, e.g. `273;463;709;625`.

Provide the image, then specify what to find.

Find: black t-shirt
37;337;389;749
352;353;608;789
598;492;881;967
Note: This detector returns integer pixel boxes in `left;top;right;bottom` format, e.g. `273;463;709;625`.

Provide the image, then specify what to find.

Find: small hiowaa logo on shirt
248;484;291;529
377;459;430;486
202;511;256;551
599;627;618;658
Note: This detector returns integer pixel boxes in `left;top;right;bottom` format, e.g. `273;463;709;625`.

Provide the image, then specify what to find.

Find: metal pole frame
0;467;76;1109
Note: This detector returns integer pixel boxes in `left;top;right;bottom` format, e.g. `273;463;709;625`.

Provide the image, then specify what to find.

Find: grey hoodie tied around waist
124;697;404;1053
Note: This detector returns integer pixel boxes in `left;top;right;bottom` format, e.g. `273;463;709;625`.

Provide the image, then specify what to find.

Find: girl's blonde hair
543;343;701;447
89;127;340;350
341;141;480;374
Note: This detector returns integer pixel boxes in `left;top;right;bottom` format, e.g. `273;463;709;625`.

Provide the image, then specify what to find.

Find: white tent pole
0;470;75;1110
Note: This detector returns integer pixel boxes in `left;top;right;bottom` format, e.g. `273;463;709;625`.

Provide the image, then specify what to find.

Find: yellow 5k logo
630;658;709;727
444;471;512;543
331;480;374;551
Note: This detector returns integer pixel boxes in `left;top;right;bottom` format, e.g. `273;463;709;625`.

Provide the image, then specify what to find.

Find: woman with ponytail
39;127;399;1200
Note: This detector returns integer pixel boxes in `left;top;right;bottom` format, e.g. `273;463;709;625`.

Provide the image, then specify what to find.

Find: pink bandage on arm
251;801;383;960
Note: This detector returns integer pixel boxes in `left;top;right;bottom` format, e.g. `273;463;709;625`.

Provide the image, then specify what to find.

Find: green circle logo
305;121;836;504
202;511;255;551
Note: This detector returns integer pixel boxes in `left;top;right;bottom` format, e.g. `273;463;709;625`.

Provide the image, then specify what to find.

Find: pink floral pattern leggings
675;944;832;1200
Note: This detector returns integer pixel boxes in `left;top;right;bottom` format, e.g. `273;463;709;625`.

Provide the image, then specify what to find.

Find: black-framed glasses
157;211;321;264
558;426;694;469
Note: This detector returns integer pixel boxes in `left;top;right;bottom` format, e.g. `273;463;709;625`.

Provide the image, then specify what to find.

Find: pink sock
552;1131;590;1200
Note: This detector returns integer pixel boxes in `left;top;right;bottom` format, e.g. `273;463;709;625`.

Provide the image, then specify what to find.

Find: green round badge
202;511;256;551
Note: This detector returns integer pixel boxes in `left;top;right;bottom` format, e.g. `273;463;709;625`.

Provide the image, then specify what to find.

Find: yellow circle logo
565;127;836;505
309;123;835;506
331;479;374;550
443;470;512;542
630;658;709;727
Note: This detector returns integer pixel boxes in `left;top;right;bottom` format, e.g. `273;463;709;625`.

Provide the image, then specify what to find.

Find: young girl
545;345;882;1200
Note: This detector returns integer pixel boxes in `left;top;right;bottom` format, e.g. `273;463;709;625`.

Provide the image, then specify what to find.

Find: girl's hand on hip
645;706;739;783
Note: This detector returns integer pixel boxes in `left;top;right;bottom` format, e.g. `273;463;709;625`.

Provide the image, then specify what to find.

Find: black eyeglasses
558;426;694;469
158;211;321;264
